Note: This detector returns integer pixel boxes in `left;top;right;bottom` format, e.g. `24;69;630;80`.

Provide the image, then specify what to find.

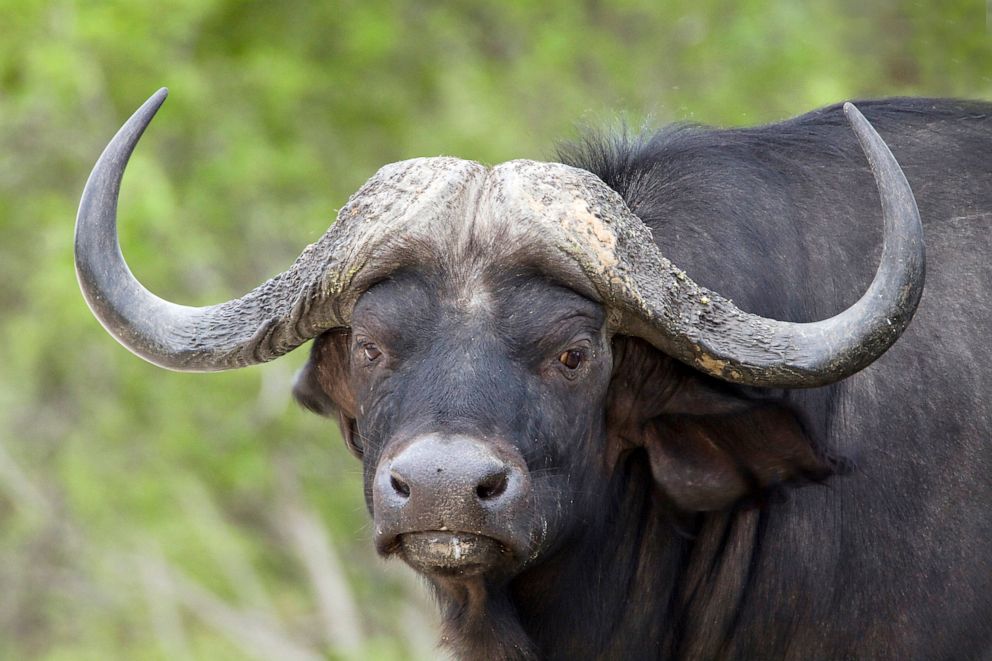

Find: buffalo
76;90;991;659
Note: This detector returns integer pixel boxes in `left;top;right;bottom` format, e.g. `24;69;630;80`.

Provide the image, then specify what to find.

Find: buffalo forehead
338;156;488;241
337;157;624;305
485;159;621;258
483;161;624;293
348;157;622;245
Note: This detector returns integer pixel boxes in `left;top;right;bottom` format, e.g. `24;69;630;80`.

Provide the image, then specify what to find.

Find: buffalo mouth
397;531;513;577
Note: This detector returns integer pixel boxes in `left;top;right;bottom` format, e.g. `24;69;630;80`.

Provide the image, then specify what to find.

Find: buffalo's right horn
75;90;485;371
75;89;339;370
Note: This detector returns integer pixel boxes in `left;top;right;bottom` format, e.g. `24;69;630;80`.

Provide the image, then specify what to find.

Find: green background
1;2;988;658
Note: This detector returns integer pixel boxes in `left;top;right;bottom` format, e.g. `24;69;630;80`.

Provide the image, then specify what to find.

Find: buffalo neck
435;451;760;659
429;451;768;660
511;453;684;658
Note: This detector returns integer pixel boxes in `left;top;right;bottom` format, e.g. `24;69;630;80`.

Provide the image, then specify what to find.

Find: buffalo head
75;90;923;599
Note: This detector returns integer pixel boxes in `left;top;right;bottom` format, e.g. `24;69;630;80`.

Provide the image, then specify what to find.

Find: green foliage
0;1;988;658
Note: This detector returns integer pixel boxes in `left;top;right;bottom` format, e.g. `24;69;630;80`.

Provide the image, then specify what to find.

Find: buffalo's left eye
558;349;583;370
363;344;382;362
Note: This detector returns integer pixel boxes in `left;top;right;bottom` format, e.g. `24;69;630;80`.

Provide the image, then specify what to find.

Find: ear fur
292;331;361;457
608;338;834;511
293;357;337;417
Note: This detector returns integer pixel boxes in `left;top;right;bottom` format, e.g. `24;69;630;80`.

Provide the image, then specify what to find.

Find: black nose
385;443;510;504
373;434;531;547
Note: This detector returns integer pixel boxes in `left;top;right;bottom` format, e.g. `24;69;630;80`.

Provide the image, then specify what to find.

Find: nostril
475;470;509;501
389;471;411;498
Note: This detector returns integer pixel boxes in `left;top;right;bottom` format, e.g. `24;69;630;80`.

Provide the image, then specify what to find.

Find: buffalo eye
362;343;382;363
558;349;583;370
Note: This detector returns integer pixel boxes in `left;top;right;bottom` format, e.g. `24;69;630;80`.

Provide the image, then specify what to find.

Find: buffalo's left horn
603;103;925;387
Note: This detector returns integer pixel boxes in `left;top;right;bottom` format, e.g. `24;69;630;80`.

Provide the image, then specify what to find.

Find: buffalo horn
602;103;925;387
77;90;486;371
77;91;924;388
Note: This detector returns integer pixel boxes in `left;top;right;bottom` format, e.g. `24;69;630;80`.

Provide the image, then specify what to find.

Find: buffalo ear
643;401;833;511
609;338;834;512
292;332;362;457
293;358;337;417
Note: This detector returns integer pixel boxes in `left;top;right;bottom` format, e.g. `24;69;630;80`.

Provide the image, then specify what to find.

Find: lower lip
398;531;509;576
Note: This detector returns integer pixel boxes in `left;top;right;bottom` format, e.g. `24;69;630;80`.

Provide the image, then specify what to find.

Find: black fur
300;98;992;658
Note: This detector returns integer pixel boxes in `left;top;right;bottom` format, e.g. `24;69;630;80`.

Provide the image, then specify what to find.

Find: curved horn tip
122;88;169;128
842;102;867;127
142;87;169;114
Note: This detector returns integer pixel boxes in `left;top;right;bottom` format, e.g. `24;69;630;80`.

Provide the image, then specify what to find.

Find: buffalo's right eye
363;344;382;362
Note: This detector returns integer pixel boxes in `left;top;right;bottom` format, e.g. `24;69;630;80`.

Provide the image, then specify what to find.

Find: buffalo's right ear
293;358;336;417
292;332;362;457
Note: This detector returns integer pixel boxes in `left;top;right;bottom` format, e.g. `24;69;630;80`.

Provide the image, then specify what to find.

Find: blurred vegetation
0;1;988;659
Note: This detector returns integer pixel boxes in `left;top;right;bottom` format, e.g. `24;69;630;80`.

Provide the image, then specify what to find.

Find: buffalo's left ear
608;338;834;512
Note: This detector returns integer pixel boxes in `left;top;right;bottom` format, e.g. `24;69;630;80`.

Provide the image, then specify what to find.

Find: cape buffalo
76;90;991;659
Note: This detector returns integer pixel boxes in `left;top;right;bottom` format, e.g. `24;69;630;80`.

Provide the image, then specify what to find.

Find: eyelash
355;339;383;365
